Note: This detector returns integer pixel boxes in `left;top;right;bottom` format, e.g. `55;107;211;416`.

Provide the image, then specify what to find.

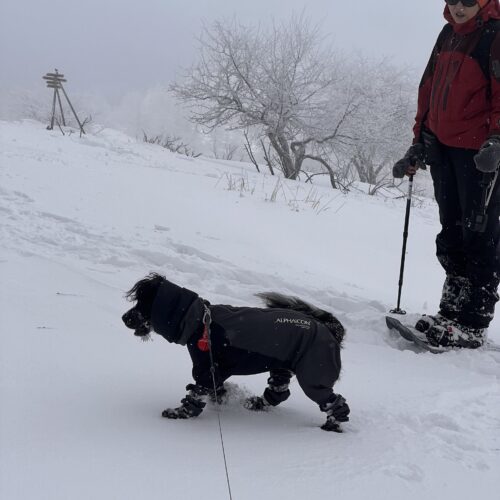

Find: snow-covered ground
1;120;499;500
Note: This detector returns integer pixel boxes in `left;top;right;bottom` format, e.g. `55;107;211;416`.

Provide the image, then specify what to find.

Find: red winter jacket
414;0;500;150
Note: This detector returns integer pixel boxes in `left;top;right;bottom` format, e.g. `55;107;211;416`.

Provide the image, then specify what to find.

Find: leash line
215;410;233;500
203;305;234;500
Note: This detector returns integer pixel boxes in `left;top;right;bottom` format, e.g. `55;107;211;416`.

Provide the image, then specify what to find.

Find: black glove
474;136;500;173
393;144;426;178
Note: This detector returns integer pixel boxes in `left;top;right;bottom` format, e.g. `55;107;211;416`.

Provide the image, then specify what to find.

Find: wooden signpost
43;69;86;135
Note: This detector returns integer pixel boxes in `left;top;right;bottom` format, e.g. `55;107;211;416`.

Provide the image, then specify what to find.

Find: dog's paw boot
162;408;188;419
243;396;270;411
321;418;343;432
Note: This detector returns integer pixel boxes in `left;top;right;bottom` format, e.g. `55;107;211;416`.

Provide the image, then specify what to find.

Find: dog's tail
256;292;345;346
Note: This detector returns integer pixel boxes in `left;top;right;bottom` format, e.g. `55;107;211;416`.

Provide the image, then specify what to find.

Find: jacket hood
444;0;500;34
151;280;204;345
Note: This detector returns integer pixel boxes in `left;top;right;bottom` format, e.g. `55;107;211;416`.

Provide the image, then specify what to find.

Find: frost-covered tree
171;16;362;184
0;87;110;130
347;58;417;191
0;88;50;123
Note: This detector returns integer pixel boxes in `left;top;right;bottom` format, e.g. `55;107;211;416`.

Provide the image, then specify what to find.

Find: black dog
122;273;350;431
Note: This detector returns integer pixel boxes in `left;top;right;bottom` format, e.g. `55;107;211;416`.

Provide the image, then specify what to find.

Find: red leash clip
197;324;210;352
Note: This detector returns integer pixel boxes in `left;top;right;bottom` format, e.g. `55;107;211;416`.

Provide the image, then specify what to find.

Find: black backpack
436;19;500;81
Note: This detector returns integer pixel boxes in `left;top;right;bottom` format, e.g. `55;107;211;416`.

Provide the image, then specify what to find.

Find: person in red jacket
394;0;500;348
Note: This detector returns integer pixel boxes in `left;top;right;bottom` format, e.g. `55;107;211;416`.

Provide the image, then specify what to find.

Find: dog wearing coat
122;273;350;431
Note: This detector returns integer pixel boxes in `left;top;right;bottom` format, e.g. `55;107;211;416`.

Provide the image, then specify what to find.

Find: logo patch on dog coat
274;317;311;329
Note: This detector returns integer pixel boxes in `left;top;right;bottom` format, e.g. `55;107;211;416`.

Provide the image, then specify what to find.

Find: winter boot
320;393;350;432
439;274;469;318
426;317;485;349
415;313;445;333
457;283;499;331
415;275;469;333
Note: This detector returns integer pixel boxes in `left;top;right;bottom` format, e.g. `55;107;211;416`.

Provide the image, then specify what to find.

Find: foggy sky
0;0;444;98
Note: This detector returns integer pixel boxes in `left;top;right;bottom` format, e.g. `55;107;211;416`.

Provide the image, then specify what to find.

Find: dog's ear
125;273;166;302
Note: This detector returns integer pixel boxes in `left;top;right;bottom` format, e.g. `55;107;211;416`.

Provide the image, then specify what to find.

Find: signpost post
43;69;86;135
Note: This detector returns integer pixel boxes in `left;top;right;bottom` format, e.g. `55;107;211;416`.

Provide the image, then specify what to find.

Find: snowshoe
426;318;485;349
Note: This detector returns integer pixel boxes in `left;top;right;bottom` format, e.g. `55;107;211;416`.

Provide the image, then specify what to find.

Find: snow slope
1;120;499;500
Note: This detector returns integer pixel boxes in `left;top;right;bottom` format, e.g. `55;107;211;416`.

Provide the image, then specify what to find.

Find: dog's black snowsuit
151;280;343;407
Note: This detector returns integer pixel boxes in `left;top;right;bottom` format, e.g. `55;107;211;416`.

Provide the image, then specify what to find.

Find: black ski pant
429;144;500;329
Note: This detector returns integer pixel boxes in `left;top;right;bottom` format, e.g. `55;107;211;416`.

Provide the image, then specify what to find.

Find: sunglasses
445;0;478;7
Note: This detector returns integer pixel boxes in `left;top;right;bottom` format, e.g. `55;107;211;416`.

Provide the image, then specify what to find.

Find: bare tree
212;140;239;160
143;132;202;157
242;130;261;173
171;16;361;183
351;145;386;185
260;139;276;176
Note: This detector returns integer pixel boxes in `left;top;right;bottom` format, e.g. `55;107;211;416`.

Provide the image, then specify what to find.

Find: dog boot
244;370;293;411
162;384;212;419
162;394;207;419
320;393;350;432
243;384;289;411
207;385;227;404
426;318;485;349
322;416;343;432
244;396;270;411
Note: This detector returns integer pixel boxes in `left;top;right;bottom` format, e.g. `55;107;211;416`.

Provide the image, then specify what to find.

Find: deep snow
1;120;499;500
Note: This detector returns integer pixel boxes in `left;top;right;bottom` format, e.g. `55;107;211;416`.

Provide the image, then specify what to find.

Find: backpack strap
471;19;500;80
436;23;454;52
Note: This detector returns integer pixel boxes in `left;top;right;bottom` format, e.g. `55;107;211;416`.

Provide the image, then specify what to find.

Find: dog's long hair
123;273;166;339
125;272;165;311
257;292;345;346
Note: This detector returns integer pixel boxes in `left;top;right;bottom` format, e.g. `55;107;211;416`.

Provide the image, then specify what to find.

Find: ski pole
390;174;414;315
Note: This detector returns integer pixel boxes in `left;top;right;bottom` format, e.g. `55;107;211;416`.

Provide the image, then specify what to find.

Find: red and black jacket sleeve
413;25;451;144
